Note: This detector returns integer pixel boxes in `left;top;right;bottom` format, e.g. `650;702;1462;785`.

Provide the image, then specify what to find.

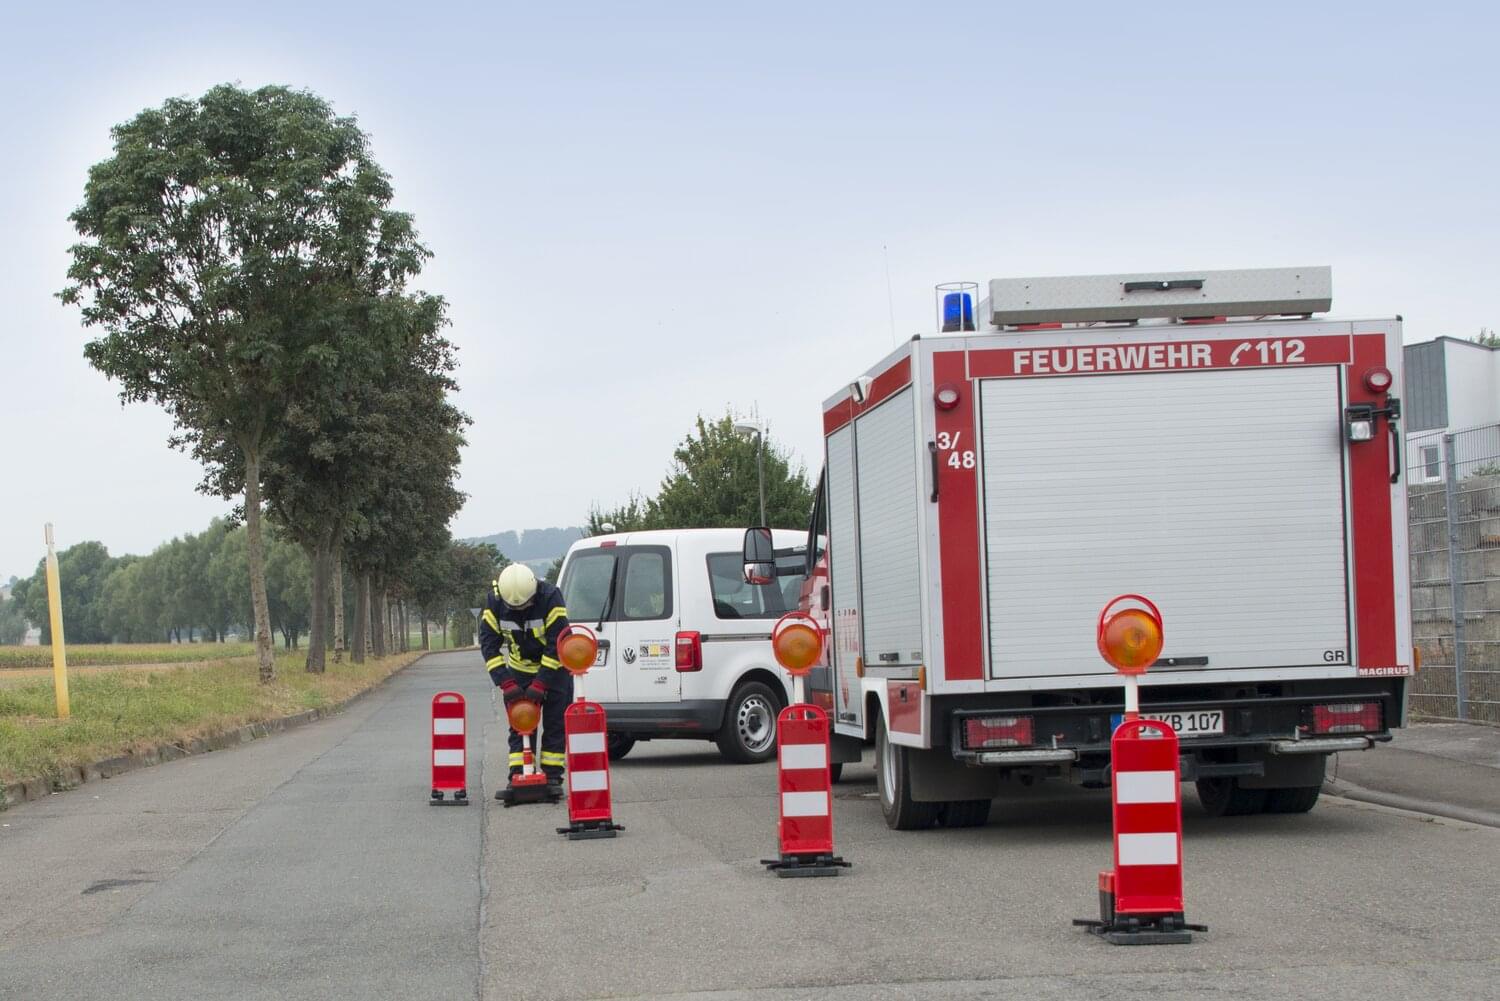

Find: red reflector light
675;631;703;672
963;715;1034;750
1363;366;1393;393
1309;702;1382;735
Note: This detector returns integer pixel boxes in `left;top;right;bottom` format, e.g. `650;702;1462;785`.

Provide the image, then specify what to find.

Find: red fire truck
747;266;1411;829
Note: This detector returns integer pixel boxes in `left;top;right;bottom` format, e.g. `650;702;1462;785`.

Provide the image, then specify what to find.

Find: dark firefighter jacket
478;578;569;682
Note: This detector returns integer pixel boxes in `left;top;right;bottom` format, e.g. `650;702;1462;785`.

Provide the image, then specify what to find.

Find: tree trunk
400;601;409;652
421;613;430;651
244;449;276;683
442;619;447;650
305;535;330;674
332;543;345;665
372;584;387;658
352;572;369;664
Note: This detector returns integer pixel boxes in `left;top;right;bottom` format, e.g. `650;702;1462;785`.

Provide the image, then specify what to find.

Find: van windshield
561;550;616;621
706;552;803;620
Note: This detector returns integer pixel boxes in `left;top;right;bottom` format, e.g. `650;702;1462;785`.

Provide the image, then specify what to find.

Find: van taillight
675;631;702;672
1307;702;1382;735
963;715;1034;750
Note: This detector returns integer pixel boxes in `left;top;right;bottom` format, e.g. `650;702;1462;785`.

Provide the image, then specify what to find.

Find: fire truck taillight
675;631;703;672
934;383;961;411
963;715;1034;750
1307;702;1382;735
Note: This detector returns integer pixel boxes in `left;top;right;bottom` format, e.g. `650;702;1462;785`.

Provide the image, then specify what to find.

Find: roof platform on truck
979;266;1333;328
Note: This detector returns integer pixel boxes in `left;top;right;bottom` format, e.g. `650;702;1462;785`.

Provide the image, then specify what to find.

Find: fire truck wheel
1262;785;1322;814
939;799;992;828
606;733;636;761
829;762;843;783
876;717;941;830
716;681;780;763
1195;777;1269;817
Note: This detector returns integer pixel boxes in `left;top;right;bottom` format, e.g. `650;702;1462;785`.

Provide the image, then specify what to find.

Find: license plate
594;646;609;667
1111;710;1224;737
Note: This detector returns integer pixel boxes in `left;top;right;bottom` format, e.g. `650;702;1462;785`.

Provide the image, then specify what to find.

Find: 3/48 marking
936;431;975;469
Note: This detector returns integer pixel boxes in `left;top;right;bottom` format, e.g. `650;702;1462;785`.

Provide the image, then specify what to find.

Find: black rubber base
429;789;470;806
761;853;851;878
497;784;562;807
557;820;625;840
1072;916;1205;946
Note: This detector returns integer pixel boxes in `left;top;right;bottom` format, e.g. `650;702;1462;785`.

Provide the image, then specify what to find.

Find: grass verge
0;649;427;785
0;642;256;669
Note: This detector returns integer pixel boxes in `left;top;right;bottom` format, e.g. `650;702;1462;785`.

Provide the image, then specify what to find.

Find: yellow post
44;523;71;719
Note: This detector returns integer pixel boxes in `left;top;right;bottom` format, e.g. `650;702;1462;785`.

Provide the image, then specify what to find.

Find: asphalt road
4;651;1499;1000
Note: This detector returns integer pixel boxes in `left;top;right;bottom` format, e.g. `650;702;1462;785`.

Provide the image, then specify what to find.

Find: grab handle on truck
1389;418;1402;485
928;441;940;502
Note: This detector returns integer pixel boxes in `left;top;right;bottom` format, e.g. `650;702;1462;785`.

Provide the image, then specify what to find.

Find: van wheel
1263;786;1321;814
876;715;940;830
606;733;636;761
940;799;992;828
1195;777;1268;817
716;681;780;763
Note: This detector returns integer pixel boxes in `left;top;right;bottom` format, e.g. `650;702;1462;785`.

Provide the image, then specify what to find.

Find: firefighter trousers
501;668;573;779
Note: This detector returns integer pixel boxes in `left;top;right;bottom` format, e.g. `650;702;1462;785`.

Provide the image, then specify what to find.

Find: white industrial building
1403;337;1500;483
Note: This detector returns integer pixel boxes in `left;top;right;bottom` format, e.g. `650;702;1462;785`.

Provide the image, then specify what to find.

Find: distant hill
464;527;584;573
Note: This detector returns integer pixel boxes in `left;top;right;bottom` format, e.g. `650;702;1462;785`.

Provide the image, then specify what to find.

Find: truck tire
1263;786;1321;814
876;716;941;830
829;762;844;783
1195;777;1268;817
606;733;636;761
940;799;992;828
716;681;780;764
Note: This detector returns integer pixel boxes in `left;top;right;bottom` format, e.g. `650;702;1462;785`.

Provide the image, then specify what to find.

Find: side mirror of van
743;527;775;585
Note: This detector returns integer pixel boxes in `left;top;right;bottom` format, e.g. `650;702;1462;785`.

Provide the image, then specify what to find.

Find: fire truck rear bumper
1270;737;1374;754
975;748;1078;765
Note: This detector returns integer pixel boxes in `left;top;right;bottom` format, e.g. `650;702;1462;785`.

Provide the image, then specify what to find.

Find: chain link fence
1407;422;1500;723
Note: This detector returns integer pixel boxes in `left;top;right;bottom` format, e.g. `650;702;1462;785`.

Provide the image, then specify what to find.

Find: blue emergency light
942;291;975;333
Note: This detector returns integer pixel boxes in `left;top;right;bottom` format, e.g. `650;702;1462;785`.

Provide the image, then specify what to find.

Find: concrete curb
1323;777;1500;829
1;652;435;812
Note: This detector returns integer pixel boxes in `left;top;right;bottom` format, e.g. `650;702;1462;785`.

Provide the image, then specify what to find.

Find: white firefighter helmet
496;563;538;608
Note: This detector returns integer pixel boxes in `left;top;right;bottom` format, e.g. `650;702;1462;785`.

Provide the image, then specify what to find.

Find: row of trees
61;84;473;680
5;523;503;653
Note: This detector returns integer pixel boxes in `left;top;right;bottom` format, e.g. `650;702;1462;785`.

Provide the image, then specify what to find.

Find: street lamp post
733;421;767;527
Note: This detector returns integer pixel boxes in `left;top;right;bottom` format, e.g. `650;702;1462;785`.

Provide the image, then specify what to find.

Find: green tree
643;414;812;531
0;595;26;645
585;495;649;536
62;84;427;683
344;344;467;663
15;541;120;644
263;292;456;671
1473;327;1499;348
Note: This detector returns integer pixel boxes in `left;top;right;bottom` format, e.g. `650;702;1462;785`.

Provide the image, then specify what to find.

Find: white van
557;528;807;763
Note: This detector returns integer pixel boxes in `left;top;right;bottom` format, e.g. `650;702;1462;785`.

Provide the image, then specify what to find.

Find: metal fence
1407;422;1500;723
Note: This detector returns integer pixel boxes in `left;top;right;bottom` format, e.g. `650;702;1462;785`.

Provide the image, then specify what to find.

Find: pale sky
1;0;1495;579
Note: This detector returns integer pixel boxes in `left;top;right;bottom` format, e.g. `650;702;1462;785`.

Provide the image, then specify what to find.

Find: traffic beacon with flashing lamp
760;610;851;878
496;680;562;807
1075;595;1206;945
554;625;625;839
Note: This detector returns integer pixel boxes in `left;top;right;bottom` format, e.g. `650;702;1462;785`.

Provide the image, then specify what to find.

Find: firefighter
479;563;573;795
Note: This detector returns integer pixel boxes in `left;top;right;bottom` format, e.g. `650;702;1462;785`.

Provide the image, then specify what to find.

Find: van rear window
706;553;803;620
